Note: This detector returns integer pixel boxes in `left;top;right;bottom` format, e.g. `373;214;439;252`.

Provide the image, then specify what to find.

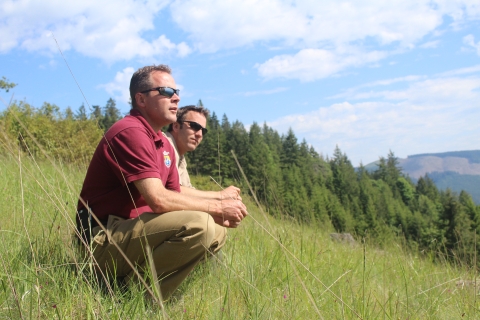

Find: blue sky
1;0;480;166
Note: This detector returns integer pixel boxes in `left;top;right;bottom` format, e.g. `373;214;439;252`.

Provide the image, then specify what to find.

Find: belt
75;208;107;245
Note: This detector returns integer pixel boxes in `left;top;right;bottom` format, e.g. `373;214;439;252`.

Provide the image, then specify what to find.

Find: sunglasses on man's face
140;86;180;98
181;121;208;135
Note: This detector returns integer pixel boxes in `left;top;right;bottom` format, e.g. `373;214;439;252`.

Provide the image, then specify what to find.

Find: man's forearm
181;185;241;200
180;185;222;199
133;178;247;223
135;178;217;213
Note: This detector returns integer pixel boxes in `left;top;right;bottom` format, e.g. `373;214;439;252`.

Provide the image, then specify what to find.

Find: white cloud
171;0;474;51
345;77;480;105
268;70;480;165
2;0;479;80
170;0;480;81
0;0;191;62
171;0;480;50
100;67;135;104
436;64;480;76
256;48;388;82
463;34;480;55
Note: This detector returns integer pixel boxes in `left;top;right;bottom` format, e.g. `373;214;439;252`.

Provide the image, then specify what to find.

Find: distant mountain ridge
407;150;480;163
365;150;480;204
399;154;480;179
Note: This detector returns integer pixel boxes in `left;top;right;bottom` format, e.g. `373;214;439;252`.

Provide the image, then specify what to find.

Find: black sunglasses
181;121;208;135
140;86;180;98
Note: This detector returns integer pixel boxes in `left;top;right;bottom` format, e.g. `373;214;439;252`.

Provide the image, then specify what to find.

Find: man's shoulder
164;131;173;141
105;115;148;139
163;131;177;150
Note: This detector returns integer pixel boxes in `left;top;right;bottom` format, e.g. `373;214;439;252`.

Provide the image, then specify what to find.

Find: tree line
0;97;121;163
187;110;480;265
1;89;479;265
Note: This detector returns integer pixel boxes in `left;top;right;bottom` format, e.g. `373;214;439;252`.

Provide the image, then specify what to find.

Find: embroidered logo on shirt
163;151;172;168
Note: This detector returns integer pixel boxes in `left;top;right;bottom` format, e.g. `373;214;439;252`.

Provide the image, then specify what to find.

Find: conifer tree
459;191;479;230
416;175;439;201
187;112;220;176
64;107;74;120
221;114;231;131
226;120;249;178
439;190;465;251
373;151;402;198
101;98;121;131
75;103;88;120
330;146;358;210
91;105;103;122
280;128;299;167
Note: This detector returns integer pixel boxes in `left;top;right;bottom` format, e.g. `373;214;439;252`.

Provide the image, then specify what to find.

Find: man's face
173;111;207;156
135;71;180;131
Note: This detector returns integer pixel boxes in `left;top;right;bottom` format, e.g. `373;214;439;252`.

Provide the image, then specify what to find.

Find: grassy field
0;152;479;319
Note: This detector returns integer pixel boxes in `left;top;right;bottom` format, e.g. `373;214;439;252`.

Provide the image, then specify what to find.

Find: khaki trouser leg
210;223;227;255
91;211;217;300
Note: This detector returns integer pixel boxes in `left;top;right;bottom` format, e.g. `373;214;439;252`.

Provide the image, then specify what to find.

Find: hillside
0;155;478;319
1;88;480;317
365;150;480;204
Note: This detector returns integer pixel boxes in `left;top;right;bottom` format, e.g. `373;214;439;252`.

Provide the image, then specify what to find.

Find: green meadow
1;98;479;318
0;153;479;319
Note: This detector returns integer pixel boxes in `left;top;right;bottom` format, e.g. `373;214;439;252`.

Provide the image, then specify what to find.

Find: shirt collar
129;109;163;143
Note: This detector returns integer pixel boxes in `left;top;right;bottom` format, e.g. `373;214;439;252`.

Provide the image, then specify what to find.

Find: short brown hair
167;105;210;132
130;65;172;109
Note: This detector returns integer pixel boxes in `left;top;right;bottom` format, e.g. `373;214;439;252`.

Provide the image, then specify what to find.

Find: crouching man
164;105;243;229
76;65;247;300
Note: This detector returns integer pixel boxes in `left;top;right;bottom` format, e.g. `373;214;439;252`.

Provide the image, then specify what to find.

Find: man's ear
172;122;181;132
135;92;146;108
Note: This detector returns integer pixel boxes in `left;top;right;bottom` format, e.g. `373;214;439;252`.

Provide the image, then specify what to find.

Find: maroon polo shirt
78;109;180;220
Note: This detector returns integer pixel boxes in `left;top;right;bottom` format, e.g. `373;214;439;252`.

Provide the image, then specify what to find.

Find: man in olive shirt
164;105;242;228
164;105;205;189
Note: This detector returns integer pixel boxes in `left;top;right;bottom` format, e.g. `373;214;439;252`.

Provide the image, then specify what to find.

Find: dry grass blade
0;242;23;319
145;243;169;319
17;147;42;316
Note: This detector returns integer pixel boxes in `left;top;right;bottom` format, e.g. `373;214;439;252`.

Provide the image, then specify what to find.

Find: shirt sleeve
105;127;162;184
165;151;181;192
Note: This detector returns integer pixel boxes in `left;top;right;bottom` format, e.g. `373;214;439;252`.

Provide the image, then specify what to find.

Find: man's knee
144;210;216;249
182;211;216;249
211;224;227;253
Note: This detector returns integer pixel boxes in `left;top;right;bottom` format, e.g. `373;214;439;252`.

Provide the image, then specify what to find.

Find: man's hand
211;199;248;225
212;216;242;228
220;185;242;201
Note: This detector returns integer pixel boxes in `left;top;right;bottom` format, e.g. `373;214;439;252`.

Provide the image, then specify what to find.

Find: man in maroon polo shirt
77;65;247;300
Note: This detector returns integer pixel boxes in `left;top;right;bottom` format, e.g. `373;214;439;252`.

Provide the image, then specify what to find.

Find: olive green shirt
164;132;194;188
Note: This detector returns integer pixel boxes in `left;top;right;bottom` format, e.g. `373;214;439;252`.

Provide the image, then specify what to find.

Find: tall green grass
0;152;479;319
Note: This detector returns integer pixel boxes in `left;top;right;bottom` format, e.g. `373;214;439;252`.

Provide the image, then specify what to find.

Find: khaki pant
90;211;226;299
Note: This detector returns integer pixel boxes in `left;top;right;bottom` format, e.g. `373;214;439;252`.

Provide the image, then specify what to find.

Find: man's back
78;109;180;221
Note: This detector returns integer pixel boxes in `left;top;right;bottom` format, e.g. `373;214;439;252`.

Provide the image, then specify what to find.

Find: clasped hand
220;185;242;201
214;198;248;228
